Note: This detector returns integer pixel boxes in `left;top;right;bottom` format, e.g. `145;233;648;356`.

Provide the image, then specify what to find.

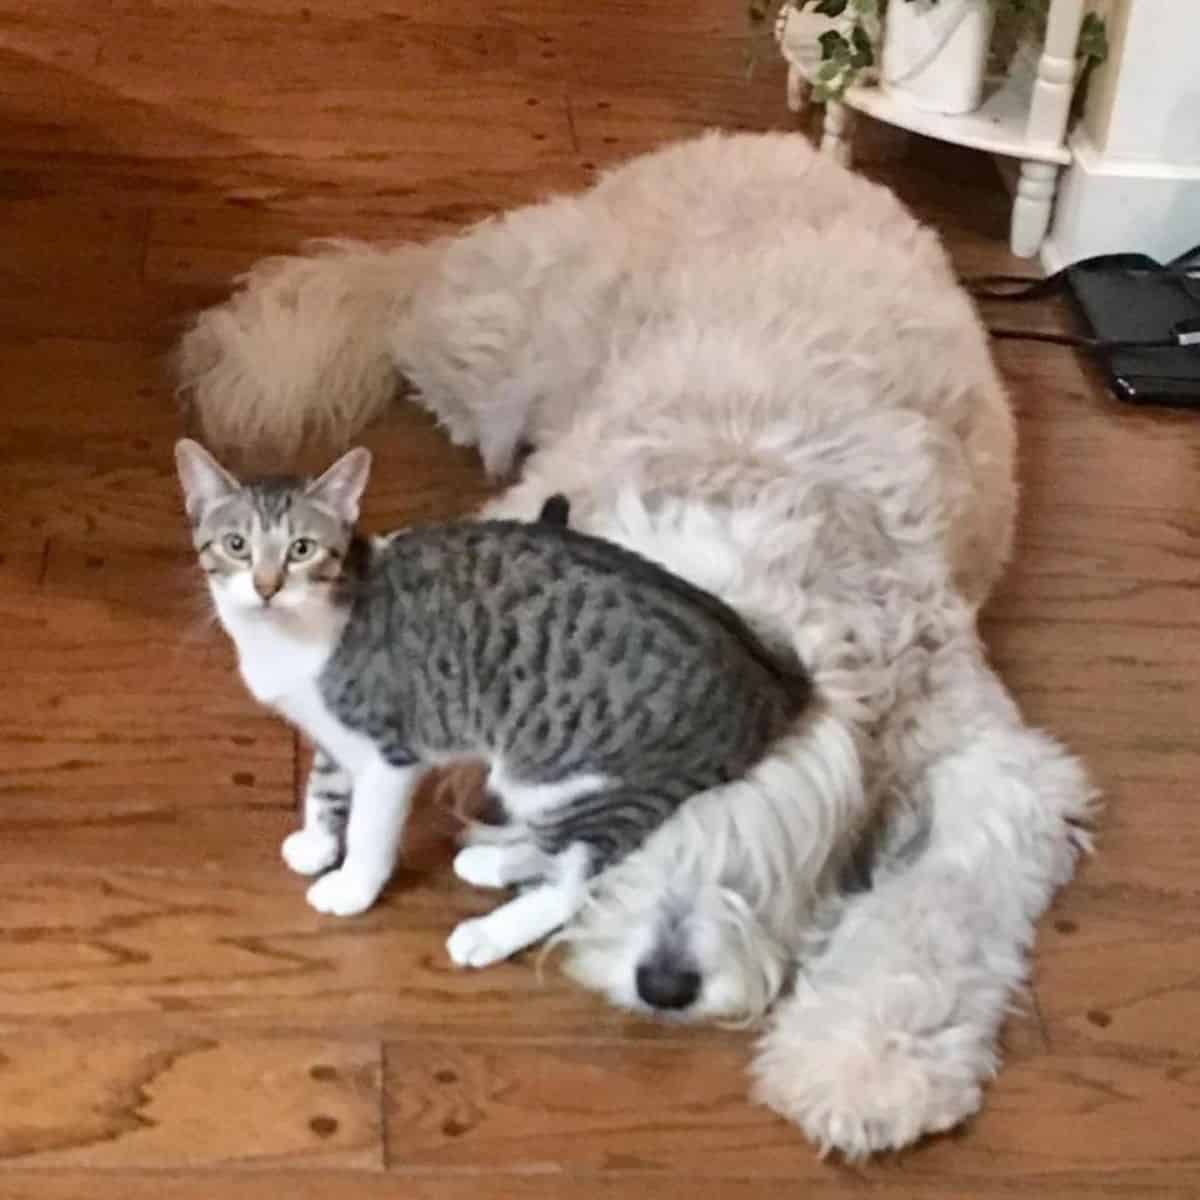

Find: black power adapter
967;243;1200;410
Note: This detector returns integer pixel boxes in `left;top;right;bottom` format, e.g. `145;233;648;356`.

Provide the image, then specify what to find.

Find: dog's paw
306;869;381;917
281;829;340;876
453;845;509;888
447;917;511;968
752;992;985;1159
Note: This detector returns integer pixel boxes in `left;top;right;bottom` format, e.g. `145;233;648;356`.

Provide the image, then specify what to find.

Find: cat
175;439;812;972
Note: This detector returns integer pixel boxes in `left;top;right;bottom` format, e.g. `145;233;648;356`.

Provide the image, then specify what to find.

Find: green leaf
849;21;874;67
813;0;848;15
1078;12;1109;64
818;28;850;60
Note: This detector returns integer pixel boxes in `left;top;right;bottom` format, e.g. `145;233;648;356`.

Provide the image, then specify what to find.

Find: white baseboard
1042;129;1200;270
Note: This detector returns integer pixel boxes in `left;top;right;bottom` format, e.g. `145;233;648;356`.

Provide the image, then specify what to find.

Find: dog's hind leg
391;204;616;476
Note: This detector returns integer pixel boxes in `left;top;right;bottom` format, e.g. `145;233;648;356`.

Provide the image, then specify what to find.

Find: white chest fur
217;598;375;777
275;682;376;777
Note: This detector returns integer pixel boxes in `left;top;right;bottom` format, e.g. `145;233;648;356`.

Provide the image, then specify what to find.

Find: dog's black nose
635;963;701;1010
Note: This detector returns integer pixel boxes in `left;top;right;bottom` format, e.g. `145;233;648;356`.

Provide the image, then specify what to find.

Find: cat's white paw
453;845;509;889
447;917;511;968
306;869;381;917
281;829;340;876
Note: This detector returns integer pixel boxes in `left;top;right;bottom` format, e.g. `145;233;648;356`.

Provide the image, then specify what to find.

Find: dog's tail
176;239;432;455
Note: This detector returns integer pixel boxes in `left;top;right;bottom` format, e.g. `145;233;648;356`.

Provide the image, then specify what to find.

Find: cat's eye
222;533;250;559
288;537;317;562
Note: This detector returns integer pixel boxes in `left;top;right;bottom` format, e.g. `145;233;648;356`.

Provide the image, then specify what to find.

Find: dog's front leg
753;662;1095;1159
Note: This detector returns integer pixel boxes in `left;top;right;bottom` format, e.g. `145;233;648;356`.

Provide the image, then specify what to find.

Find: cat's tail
176;239;433;456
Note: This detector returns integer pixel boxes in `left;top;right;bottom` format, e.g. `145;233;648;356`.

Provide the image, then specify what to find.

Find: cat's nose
635;962;701;1011
253;571;283;602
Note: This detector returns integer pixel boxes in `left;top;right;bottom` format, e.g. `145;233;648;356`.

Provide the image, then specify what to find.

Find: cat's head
174;439;371;618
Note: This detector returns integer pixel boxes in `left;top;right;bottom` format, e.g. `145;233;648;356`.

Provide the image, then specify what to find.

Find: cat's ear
305;447;372;525
175;439;239;521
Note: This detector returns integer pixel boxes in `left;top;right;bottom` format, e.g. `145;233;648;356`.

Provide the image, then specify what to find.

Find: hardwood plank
0;72;572;167
8;1169;1195;1200
84;12;550;93
0;1032;380;1167
990;505;1200;627
0;796;297;872
0;867;696;1040
141;160;599;288
904;1053;1200;1183
567;77;788;164
1035;893;1200;1059
997;349;1200;514
1063;771;1200;890
0;199;157;341
383;1023;1182;1183
983;621;1200;758
1;634;291;795
384;1038;826;1175
0;339;168;438
102;0;768;36
0;1171;1180;1200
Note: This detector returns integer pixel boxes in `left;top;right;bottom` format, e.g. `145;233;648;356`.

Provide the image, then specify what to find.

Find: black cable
965;242;1200;352
987;328;1181;352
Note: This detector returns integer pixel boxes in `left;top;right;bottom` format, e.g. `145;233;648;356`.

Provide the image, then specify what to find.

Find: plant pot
882;0;995;116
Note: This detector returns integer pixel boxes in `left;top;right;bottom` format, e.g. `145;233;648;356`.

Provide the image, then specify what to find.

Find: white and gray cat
175;440;811;970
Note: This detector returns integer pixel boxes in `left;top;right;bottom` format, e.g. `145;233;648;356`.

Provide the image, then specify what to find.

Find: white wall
1085;0;1200;165
1044;0;1200;268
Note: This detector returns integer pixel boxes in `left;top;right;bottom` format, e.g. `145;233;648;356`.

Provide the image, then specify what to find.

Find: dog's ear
306;447;372;525
537;493;570;528
175;438;239;522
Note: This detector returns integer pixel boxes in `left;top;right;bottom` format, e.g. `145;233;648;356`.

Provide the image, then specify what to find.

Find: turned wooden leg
820;100;856;166
1011;159;1058;258
786;63;810;113
1008;0;1082;256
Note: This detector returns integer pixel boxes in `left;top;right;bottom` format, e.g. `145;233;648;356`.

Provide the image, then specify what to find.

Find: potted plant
883;0;994;115
752;0;1107;115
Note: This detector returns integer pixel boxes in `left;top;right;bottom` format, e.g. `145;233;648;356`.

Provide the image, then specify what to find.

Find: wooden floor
2;1;1198;1195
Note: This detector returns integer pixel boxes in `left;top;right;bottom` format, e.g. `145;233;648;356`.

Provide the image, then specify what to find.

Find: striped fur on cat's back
328;517;810;861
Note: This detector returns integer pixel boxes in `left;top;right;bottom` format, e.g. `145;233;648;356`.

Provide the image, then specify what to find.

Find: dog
176;130;1095;1158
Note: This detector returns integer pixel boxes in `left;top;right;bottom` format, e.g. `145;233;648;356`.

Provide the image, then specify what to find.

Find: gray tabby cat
175;439;811;970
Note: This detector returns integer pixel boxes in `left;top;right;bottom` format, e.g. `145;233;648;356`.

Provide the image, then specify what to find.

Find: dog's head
562;872;794;1022
558;717;858;1023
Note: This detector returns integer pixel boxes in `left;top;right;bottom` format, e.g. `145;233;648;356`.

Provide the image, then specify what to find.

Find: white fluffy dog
177;131;1095;1158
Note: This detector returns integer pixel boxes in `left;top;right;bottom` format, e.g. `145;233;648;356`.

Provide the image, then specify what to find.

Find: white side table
775;1;1086;257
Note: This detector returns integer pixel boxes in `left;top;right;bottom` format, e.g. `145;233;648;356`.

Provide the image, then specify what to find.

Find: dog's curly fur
177;131;1095;1159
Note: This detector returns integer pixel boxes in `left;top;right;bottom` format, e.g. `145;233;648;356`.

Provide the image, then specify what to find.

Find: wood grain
383;1038;831;1176
0;1033;380;1167
5;1172;1194;1200
1;0;1198;1194
992;505;1200;626
0;867;692;1040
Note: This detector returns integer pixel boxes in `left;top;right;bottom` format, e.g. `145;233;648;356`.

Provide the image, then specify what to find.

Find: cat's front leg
447;842;591;967
306;755;423;917
281;748;350;876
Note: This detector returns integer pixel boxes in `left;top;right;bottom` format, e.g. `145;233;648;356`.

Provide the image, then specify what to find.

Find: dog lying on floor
176;130;1094;1158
